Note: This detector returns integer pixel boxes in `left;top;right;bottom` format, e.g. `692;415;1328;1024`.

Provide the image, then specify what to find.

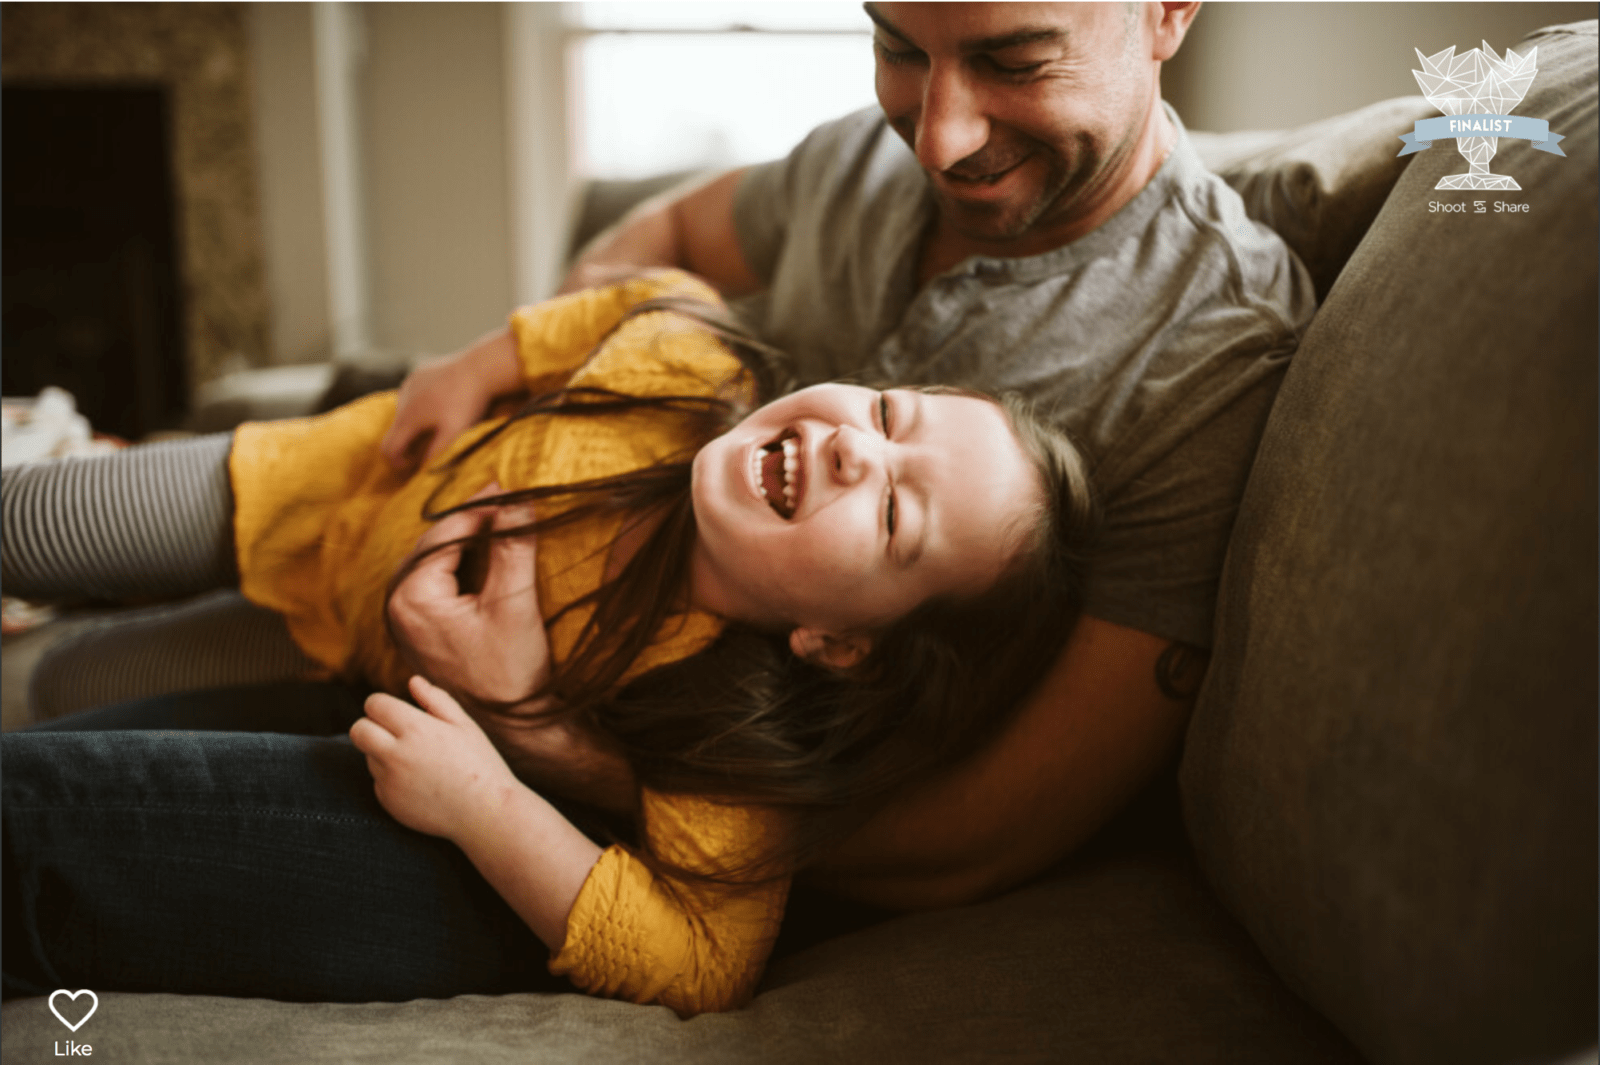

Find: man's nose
828;425;880;486
915;62;989;173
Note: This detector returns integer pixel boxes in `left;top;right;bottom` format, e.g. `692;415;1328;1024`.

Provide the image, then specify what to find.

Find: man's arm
560;168;761;297
805;615;1202;911
381;169;762;469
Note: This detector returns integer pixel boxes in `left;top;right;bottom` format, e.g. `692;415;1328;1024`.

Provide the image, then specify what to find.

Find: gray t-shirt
731;106;1316;648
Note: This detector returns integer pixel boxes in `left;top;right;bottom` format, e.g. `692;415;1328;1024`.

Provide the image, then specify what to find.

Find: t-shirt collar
922;103;1198;285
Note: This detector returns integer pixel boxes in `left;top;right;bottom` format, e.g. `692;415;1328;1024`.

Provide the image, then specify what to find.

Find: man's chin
935;194;1044;244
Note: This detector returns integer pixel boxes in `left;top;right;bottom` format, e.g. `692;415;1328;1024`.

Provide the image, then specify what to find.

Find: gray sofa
3;20;1594;1065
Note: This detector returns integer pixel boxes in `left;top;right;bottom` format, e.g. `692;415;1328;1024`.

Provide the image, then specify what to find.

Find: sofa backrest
1183;21;1597;1065
1191;96;1436;300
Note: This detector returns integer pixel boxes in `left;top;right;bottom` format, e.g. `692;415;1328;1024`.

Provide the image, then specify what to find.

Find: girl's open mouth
753;429;802;519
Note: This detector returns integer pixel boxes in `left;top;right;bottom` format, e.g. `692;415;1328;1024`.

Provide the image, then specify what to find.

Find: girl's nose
828;424;880;485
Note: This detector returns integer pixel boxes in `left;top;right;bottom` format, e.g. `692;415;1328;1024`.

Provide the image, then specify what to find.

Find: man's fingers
405;482;506;563
411;505;489;556
421;415;472;467
379;415;419;470
480;530;539;611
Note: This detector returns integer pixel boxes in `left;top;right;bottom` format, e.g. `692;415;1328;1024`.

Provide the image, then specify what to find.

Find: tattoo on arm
1154;641;1209;701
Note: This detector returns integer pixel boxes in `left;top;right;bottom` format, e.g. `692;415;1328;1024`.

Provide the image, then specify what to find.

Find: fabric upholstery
1190;97;1436;300
8;24;1597;1062
0;789;1363;1064
1183;21;1598;1065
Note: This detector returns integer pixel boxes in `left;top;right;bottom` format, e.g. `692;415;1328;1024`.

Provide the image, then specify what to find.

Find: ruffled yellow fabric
231;270;733;694
551;792;791;1016
229;271;789;1013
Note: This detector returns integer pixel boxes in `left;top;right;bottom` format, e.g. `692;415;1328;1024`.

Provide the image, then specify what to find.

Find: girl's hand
351;675;518;841
388;484;551;705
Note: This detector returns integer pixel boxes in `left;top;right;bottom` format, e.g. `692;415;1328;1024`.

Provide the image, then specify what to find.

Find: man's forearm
808;616;1198;910
491;710;641;817
561;169;759;296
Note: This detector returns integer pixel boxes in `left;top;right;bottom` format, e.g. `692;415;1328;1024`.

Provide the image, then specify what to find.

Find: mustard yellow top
229;272;789;1015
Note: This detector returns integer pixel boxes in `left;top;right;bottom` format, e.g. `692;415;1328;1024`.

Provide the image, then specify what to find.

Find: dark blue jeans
1;683;568;1002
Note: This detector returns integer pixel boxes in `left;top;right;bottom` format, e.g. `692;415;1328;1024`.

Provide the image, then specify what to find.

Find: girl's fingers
407;675;471;724
362;691;427;734
349;715;397;754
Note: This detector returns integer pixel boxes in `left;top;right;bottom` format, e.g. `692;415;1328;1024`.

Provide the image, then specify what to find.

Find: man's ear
789;627;874;672
1152;2;1201;62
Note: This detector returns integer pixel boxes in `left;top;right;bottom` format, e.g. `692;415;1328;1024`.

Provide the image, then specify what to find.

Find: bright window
570;2;877;179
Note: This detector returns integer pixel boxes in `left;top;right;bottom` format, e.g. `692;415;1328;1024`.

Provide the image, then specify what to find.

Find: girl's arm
351;675;603;952
353;676;788;1015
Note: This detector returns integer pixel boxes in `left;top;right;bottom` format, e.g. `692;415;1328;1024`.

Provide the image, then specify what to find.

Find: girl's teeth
782;439;798;505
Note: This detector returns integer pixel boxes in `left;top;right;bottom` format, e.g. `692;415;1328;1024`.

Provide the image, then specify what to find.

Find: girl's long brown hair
385;295;1098;882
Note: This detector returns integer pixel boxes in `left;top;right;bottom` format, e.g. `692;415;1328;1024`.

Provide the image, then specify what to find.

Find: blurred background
1;1;1590;440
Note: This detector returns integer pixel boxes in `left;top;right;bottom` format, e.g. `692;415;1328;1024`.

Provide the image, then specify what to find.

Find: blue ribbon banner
1398;113;1567;157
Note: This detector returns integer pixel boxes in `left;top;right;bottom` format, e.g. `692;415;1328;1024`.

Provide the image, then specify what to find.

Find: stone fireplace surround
2;2;272;399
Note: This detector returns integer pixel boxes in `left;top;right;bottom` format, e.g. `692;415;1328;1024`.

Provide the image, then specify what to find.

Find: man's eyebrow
862;4;909;43
862;7;1064;55
965;28;1066;54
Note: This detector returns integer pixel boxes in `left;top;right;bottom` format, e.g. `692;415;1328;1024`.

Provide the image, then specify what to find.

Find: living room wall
240;2;1597;374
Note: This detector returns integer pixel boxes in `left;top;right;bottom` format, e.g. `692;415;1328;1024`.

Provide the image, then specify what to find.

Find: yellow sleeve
549;791;790;1016
509;270;723;387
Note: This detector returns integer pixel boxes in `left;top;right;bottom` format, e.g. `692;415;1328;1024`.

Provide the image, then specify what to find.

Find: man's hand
380;327;523;471
387;485;549;705
351;675;520;842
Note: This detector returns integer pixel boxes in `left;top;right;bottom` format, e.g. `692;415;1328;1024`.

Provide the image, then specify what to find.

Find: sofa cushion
1;790;1365;1064
1191;96;1436;300
1182;21;1598;1065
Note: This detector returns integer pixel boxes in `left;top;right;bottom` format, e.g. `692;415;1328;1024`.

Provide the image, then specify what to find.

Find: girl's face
689;383;1041;652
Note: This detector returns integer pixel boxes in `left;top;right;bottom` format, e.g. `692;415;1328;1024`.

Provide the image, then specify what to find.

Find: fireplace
1;2;273;438
2;85;189;439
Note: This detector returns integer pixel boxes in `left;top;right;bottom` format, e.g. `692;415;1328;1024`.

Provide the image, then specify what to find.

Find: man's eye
886;491;897;537
874;39;922;66
879;393;892;436
980;56;1046;77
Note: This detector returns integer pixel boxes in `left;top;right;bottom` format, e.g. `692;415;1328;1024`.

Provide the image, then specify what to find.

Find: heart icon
48;989;98;1032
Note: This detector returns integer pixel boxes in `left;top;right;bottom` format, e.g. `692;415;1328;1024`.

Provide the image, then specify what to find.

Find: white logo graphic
1406;42;1550;190
48;989;98;1032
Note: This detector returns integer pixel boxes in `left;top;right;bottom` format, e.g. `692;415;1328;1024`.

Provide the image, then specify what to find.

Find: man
381;2;1315;909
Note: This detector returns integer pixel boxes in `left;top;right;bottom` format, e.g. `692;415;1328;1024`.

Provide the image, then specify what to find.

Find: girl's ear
789;627;873;672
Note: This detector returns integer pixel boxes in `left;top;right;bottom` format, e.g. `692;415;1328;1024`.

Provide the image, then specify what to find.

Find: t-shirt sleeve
1079;346;1294;648
732;157;792;287
732;108;887;289
548;791;790;1016
508;270;723;387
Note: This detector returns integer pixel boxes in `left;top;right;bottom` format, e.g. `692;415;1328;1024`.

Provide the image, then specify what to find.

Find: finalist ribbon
1398;113;1567;157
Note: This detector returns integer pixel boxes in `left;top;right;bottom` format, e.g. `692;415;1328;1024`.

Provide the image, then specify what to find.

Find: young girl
1;271;1095;1015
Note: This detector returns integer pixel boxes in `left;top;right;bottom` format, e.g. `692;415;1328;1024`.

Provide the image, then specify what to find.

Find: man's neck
916;96;1176;287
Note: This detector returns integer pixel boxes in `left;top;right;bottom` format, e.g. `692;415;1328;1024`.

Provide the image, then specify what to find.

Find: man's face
867;2;1161;245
